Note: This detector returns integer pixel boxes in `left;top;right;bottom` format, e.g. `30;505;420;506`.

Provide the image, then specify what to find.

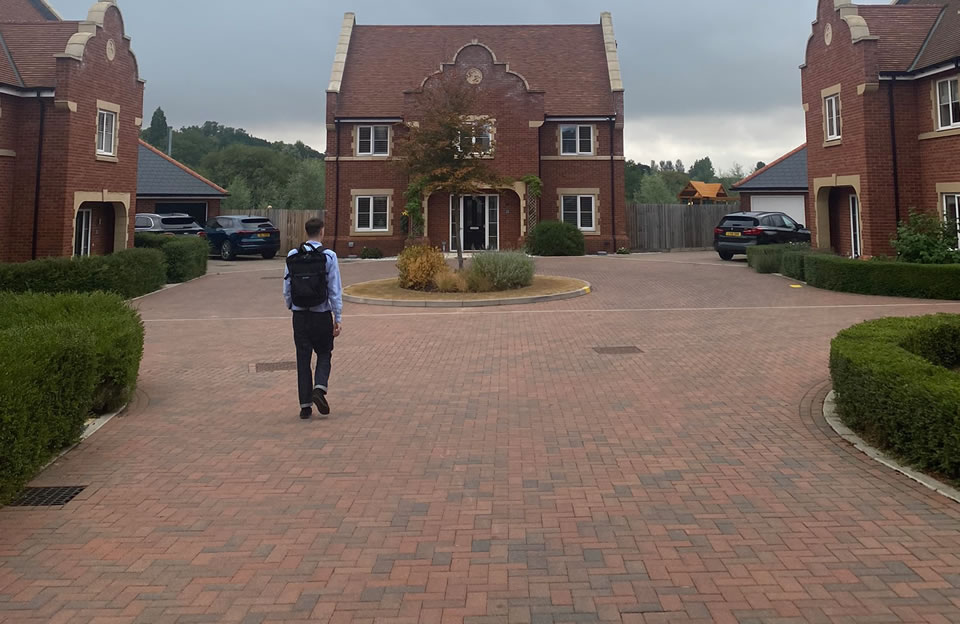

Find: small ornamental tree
393;75;506;270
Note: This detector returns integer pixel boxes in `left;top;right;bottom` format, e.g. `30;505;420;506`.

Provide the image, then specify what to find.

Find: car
204;215;281;261
135;213;206;237
714;211;811;261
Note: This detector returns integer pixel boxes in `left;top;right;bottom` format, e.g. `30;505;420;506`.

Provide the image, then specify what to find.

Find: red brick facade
802;0;960;257
324;14;628;257
0;0;143;262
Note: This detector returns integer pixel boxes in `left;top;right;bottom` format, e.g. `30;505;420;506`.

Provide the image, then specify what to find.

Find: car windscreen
719;217;758;228
160;217;197;226
242;218;274;228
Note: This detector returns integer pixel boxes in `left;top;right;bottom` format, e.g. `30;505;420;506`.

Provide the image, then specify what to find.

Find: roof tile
0;22;76;88
859;4;944;72
733;145;808;192
137;142;229;198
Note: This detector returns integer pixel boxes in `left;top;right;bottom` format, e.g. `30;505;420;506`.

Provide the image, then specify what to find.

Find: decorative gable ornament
824;23;833;46
466;68;483;85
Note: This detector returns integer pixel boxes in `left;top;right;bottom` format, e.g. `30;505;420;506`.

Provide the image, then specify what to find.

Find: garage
749;195;806;225
137;141;228;226
155;202;208;226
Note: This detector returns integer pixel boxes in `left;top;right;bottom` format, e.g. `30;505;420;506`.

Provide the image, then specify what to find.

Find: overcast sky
55;0;888;172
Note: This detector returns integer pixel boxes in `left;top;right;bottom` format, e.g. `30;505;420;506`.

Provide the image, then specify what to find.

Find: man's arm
282;251;293;310
327;251;343;324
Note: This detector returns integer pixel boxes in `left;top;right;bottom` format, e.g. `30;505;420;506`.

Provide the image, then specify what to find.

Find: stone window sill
96;154;119;163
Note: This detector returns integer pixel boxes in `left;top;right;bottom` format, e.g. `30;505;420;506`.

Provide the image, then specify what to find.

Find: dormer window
357;125;389;156
561;125;593;155
938;78;960;130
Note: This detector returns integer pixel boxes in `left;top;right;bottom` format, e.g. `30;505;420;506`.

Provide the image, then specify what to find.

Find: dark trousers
293;311;334;408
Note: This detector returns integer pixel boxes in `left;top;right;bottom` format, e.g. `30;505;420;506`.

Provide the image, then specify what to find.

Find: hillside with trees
140;107;325;214
625;157;759;205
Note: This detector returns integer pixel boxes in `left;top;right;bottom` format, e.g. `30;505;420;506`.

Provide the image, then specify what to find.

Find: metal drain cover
593;346;643;355
10;486;86;507
255;361;298;373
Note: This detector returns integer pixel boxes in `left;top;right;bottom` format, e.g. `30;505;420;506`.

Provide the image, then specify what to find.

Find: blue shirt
282;240;343;322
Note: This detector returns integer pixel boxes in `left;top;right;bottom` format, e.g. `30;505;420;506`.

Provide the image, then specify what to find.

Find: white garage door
751;195;806;225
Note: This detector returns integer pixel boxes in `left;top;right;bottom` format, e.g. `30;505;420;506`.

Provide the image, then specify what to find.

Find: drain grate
255;361;298;373
10;486;86;507
593;346;643;355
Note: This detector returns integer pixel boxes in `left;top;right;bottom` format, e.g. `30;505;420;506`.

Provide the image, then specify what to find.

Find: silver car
135;213;205;237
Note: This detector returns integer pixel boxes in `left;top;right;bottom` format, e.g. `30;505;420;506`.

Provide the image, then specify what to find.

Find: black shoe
312;388;330;417
299;407;312;420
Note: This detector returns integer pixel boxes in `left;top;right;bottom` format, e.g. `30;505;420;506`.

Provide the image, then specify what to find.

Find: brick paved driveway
2;253;960;624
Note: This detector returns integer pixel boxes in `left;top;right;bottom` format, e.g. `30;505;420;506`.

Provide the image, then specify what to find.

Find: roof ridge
0;30;25;88
138;140;230;195
733;143;807;188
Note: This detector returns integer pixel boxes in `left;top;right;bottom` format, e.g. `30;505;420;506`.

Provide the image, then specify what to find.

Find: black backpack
286;244;329;308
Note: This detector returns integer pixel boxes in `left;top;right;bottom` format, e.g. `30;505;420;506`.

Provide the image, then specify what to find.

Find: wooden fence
626;203;738;251
255;209;324;252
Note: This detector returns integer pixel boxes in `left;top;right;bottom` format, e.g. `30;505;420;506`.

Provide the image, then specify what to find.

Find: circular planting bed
344;276;591;308
830;314;960;483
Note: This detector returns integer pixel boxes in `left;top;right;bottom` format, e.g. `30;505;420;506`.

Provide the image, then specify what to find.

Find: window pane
488;196;498;226
580;196;594;229
373;126;389;154
579;126;592;154
372;197;388;229
940;80;951;105
357;197;371;229
561;127;577;154
358;127;372;153
562;196;578;225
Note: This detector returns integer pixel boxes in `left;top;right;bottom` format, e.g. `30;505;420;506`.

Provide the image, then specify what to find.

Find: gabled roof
733;145;808;192
331;14;622;117
0;21;77;88
679;181;731;200
137;141;229;198
858;3;944;72
0;0;62;23
896;0;960;71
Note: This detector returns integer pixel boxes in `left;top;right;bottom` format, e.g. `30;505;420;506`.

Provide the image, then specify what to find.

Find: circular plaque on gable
825;23;833;46
106;39;116;61
466;68;483;85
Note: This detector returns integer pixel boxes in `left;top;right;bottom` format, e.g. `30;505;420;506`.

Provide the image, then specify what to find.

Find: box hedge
135;233;209;283
0;292;144;504
830;315;960;480
745;245;788;274
0;248;166;298
804;254;960;300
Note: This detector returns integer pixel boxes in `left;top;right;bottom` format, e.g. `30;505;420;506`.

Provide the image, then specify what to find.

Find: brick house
136;140;228;227
0;0;143;262
802;0;960;258
732;144;809;225
324;13;629;256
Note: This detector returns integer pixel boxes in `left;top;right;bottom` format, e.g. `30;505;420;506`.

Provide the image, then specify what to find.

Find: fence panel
257;209;324;253
626;203;738;251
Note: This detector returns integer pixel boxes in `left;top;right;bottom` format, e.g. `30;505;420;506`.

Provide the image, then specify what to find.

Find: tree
393;75;505;269
688;157;716;182
200;144;298;210
674;159;685;175
638;173;676;204
141;107;170;151
659;160;674;172
284;160;326;212
625;160;646;203
222;177;253;214
754;161;767;173
649;160;658;173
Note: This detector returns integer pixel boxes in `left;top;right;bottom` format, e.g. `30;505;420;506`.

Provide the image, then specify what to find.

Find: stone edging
344;281;591;308
823;391;960;504
38;404;127;473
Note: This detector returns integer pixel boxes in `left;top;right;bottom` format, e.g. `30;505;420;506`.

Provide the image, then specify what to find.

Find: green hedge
746;245;787;273
0;248;166;298
804;254;960;300
526;221;585;256
135;233;208;283
830;315;960;480
0;292;144;503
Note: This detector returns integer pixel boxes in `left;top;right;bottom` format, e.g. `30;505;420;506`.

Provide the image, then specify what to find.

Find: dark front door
463;197;486;251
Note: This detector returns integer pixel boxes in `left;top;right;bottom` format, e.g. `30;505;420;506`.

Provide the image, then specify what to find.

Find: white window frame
354;195;389;232
944;193;960;249
74;208;92;257
97;109;117;156
560;125;594;155
824;94;841;141
937;78;960;130
458;123;493;155
850;194;862;259
561;195;597;232
356;125;390;156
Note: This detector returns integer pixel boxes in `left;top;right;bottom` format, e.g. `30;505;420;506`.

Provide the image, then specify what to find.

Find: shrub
433;270;467;293
616;247;631;255
468;252;535;291
397;245;447;290
526;221;585;256
804;254;960;300
465;270;494;293
135;233;208;283
746;245;789;274
0;292;144;503
830;315;960;480
0;248;166;298
892;212;960;265
360;247;384;260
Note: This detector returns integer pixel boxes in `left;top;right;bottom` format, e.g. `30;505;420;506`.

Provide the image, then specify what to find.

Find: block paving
2;253;960;623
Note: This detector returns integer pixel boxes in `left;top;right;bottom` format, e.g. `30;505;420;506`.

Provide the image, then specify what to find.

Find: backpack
286;244;329;308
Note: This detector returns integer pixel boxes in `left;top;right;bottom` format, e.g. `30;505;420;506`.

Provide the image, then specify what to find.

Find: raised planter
344;276;591;308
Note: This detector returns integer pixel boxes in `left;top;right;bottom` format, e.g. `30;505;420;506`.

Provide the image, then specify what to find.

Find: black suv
714;211;810;260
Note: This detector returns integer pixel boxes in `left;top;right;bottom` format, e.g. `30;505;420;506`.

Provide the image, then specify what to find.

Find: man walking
283;217;343;420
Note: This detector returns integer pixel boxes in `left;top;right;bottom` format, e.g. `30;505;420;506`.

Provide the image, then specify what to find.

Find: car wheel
718;251;734;261
220;240;236;261
261;250;278;260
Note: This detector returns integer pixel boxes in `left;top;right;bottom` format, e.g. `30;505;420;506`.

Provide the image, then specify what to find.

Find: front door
463;196;485;251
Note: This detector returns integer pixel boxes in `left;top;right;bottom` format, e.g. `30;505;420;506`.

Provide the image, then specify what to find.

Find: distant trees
637;174;675;204
688;157;716;183
627;154;759;204
141;107;170;150
753;161;767;173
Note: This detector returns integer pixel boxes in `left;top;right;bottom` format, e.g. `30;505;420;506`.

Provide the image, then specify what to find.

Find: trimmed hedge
526;221;585;256
804;254;960;300
830;315;960;480
0;292;144;503
135;233;208;283
745;245;787;274
0;248;166;298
